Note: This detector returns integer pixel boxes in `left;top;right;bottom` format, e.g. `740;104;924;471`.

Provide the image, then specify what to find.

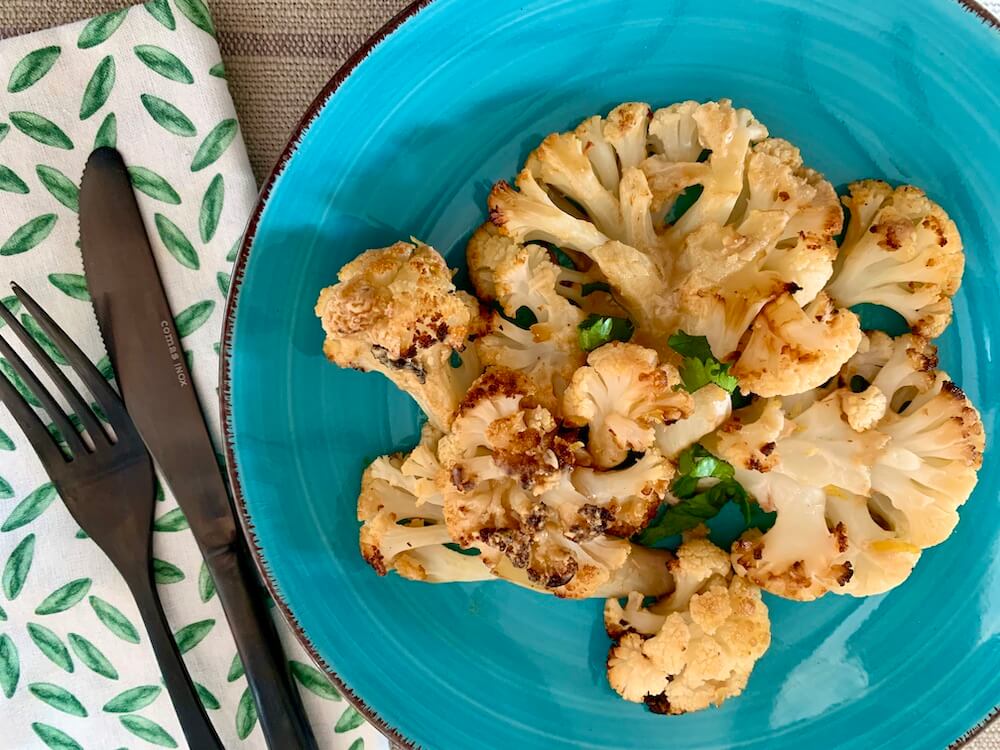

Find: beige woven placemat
1;1;998;748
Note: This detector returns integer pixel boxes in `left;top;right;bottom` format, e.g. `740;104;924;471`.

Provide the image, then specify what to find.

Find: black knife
79;147;318;750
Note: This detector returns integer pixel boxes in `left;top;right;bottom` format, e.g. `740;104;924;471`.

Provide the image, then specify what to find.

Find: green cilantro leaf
668;330;740;394
635;480;747;545
667;331;715;360
634;444;752;546
578;314;634;352
494;301;538;330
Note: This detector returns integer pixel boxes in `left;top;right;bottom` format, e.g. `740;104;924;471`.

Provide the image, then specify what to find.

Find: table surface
1;1;998;748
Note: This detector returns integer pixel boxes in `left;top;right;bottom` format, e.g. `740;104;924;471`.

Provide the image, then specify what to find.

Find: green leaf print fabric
0;4;385;749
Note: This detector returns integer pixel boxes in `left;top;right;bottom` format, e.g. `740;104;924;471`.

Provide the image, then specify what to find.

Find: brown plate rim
217;1;1000;748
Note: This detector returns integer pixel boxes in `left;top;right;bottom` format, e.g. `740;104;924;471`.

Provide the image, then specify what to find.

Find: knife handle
125;565;225;750
208;540;319;750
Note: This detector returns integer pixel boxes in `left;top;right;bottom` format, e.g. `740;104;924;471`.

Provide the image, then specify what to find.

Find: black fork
0;283;223;749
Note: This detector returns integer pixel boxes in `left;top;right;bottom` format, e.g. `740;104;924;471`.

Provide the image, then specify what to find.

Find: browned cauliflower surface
316;240;483;430
605;532;771;714
314;96;981;719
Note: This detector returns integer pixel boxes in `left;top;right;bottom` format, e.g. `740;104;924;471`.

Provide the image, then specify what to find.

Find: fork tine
11;284;129;437
0;346;73;470
0;324;89;455
0;294;110;452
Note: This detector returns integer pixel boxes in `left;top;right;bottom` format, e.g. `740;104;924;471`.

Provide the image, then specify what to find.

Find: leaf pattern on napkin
128;166;182;204
77;10;130;50
35;166;79;212
28;682;88;717
7;47;61;94
80;56;116;121
0;214;58;255
141;94;197;137
9;113;73;150
135;45;194;84
0;3;384;748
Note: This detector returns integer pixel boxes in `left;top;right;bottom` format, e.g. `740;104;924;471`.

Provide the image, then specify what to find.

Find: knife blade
79;148;318;750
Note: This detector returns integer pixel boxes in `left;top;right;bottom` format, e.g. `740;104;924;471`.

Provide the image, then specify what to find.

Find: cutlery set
0;148;318;750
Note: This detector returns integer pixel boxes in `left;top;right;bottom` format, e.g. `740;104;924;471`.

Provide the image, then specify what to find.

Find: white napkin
0;3;387;749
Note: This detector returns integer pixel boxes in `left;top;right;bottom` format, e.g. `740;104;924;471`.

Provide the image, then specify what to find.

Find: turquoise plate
221;1;1000;748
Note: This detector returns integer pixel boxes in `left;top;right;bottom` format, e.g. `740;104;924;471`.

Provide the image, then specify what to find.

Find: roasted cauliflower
605;531;771;714
562;343;693;468
488;99;851;393
732;293;862;398
318;95;984;718
476;244;586;407
826;181;964;338
358;427;490;584
437;367;673;598
707;333;983;599
316;241;483;430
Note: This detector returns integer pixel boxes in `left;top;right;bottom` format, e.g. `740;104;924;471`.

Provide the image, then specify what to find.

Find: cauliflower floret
646;101;703;163
839;331;937;412
316;241;483;431
569;450;674;537
732;292;862;398
708;398;786;473
562;343;693;468
604;532;771;714
741;139;843;263
662;102;768;244
436;367;678;599
826;180;964;338
728;473;847;601
662;138;842;366
489;169;611;254
583;240;676;348
476;317;581;410
438;367;576;494
871;374;984;548
465;222;520;301
654;384;733;459
399;422;447;504
708;394;885;600
640;158;710;225
359;433;673;598
490;99;767;264
490;99;844;384
358;451;492;584
666;139;842;361
765;388;887;496
823;490;921;597
442;474;672;599
476;245;586;406
465;221;622;318
709;349;983;599
840;386;887;432
526;131;625;239
574;115;621;193
673;263;792;360
835;333;984;549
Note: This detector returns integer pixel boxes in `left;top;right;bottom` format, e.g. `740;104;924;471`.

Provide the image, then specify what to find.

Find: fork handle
206;540;319;750
126;566;225;750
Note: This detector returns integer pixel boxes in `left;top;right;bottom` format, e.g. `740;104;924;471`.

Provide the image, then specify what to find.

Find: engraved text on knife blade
160;320;189;387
